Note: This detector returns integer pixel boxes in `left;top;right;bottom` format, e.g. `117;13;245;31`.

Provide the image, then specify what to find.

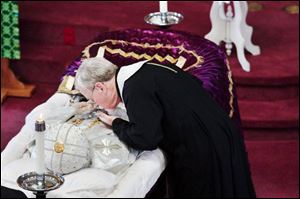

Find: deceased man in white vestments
1;92;166;198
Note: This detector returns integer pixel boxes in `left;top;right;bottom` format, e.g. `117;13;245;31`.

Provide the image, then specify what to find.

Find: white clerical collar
116;60;148;101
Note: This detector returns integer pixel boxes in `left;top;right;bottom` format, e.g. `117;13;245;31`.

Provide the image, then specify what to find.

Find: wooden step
239;98;299;128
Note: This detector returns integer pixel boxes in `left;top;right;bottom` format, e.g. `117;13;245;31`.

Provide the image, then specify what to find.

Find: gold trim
147;62;178;73
226;59;234;118
88;118;102;128
57;75;75;94
81;39;204;70
284;5;299;14
248;2;264;12
71;118;83;126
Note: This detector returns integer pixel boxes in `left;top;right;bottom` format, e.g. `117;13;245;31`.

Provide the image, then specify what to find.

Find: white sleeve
25;93;76;124
1;93;74;170
1;125;35;170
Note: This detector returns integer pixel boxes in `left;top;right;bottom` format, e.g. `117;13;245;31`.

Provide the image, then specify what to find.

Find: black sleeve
112;84;164;151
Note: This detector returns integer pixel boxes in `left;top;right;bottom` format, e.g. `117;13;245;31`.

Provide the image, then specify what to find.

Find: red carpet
246;140;299;198
1;1;299;198
1;83;58;150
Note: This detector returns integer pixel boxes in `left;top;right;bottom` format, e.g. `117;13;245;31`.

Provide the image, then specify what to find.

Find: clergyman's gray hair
75;57;118;90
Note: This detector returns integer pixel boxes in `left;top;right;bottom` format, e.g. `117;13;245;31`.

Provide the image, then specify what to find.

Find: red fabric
63;27;76;45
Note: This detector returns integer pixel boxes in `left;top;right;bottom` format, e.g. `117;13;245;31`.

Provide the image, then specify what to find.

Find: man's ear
94;82;105;91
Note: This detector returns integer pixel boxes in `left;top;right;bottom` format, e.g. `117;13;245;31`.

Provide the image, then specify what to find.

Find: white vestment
1;61;166;198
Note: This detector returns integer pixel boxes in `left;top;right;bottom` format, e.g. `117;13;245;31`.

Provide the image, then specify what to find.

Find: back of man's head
75;57;118;90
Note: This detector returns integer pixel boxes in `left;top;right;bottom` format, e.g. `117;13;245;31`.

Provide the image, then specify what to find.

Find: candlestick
159;1;168;13
35;113;45;176
18;114;63;198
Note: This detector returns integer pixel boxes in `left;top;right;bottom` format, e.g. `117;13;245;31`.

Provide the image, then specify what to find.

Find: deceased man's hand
97;112;118;126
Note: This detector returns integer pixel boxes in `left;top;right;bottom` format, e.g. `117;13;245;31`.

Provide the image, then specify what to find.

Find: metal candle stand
144;11;183;27
17;172;64;199
17;117;64;198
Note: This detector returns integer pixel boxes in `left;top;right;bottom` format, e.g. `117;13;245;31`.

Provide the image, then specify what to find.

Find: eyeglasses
89;86;96;104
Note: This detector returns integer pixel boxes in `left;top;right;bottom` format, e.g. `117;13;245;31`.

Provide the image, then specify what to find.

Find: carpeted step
239;98;299;128
11;59;66;84
243;128;299;141
230;55;299;86
18;1;298;102
227;1;299;91
10;43;84;84
227;0;299;89
236;84;299;101
18;1;163;30
19;19;109;46
18;42;85;62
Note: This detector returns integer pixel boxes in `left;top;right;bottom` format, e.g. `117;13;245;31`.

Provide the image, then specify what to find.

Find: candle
35;113;45;175
159;1;168;13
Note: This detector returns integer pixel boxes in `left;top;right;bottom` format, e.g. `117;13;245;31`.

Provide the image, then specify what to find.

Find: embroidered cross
94;138;122;156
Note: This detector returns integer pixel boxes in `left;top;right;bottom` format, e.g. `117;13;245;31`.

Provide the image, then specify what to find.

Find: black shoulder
144;62;181;74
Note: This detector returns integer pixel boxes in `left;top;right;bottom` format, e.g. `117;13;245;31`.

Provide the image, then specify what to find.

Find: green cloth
1;1;20;59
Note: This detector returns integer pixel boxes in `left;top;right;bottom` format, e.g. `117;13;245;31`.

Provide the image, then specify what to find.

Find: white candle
35;113;45;175
159;1;168;13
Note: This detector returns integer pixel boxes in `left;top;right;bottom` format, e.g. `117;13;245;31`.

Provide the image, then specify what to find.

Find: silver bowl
17;172;64;193
144;12;184;27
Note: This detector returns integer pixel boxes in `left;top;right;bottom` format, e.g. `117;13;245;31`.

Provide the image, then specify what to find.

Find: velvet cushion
60;28;242;134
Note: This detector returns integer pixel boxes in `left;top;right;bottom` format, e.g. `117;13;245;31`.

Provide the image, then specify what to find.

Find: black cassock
112;61;256;198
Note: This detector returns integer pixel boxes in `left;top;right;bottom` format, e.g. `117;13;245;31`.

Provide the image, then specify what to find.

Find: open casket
1;28;242;198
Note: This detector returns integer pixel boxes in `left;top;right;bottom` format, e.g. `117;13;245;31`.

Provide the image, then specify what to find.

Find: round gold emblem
54;142;64;153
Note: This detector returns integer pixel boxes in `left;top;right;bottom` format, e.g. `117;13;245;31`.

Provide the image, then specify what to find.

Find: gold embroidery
69;115;102;128
183;64;201;72
226;59;234;118
81;39;204;69
71;118;83;126
94;143;122;156
88;118;102;128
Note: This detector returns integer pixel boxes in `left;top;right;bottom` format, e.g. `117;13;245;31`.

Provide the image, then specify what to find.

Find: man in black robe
75;57;256;198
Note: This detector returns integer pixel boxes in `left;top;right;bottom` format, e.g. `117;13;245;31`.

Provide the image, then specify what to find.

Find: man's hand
97;112;118;126
72;100;96;114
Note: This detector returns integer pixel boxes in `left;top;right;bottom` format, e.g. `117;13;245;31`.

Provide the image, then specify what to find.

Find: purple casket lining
61;28;242;134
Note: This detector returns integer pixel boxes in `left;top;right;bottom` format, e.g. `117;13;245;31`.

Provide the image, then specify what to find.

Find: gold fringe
225;59;234;118
248;2;264;12
284;5;299;14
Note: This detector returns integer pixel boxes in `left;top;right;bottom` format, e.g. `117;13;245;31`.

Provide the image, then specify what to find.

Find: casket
1;28;242;198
